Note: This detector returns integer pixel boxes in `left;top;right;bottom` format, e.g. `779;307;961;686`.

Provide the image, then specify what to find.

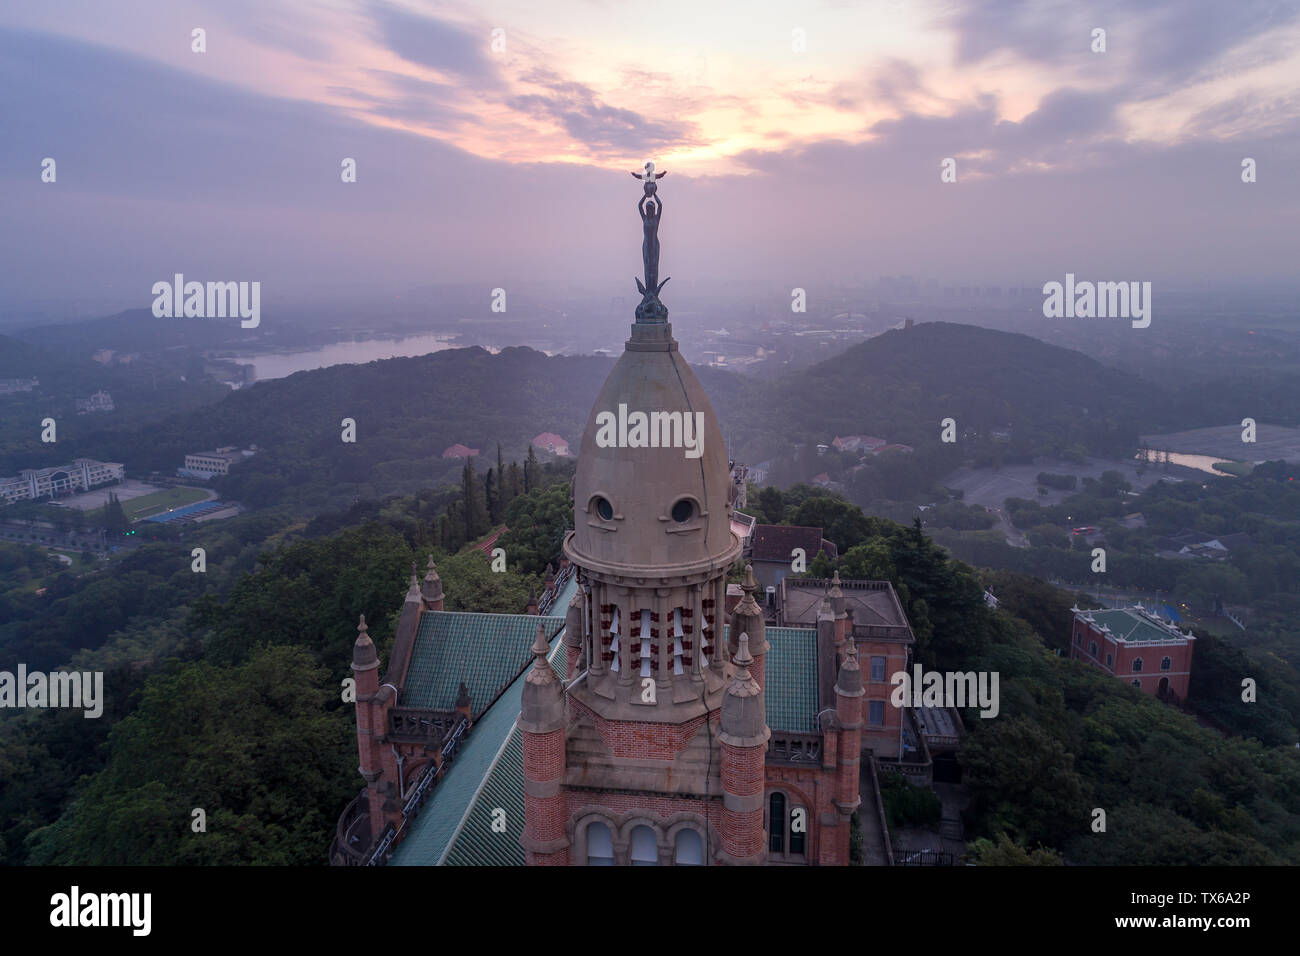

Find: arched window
1106;653;1113;667
1089;641;1097;658
789;806;807;856
630;826;658;866
587;822;614;866
769;792;786;853
1131;679;1142;688
1132;657;1143;673
1161;656;1172;671
674;828;703;866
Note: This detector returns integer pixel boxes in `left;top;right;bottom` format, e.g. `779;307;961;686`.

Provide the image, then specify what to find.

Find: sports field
125;486;212;521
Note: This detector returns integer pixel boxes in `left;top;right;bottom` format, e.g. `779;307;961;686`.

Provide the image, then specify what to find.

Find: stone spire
352;614;377;671
829;568;846;616
405;563;422;604
526;587;539;615
422;555;444;609
729;564;769;688
720;634;765;744
521;623;562;722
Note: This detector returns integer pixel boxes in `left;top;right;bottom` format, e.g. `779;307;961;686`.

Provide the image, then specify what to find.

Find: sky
2;0;1299;319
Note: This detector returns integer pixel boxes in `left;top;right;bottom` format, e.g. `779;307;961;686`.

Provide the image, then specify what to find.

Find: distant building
76;390;115;414
748;524;838;593
0;459;124;503
0;377;38;395
1156;529;1253;559
182;447;250;478
983;588;999;609
1070;606;1194;704
831;435;886;453
441;444;480;459
92;350;115;365
531;432;570;457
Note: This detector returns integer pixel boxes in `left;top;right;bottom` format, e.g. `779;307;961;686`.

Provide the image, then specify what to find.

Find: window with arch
1161;656;1172;671
674;828;703;866
1132;657;1143;673
1106;653;1113;667
586;822;614;866
769;792;786;854
636;609;654;678
1132;679;1142;688
1089;641;1097;658
768;792;807;860
1075;632;1082;646
629;825;658;866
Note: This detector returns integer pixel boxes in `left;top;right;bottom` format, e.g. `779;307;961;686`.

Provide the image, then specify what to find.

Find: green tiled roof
763;627;820;733
403;611;565;717
389;574;577;866
391;640;566;867
1086;608;1186;644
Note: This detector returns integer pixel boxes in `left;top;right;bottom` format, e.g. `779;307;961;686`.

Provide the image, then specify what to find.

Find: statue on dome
632;161;669;322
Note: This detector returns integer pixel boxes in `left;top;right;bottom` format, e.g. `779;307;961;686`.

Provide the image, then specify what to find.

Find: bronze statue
632;161;669;322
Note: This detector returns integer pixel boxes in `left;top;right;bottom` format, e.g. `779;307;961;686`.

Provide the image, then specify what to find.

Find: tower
522;163;756;865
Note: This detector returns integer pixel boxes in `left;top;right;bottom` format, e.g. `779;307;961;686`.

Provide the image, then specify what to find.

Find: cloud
366;2;500;87
507;72;700;156
946;0;1299;92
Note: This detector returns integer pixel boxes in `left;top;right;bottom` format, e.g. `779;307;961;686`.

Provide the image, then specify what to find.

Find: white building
183;447;248;477
0;459;125;503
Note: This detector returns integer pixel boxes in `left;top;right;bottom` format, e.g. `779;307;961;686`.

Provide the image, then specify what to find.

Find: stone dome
566;321;739;576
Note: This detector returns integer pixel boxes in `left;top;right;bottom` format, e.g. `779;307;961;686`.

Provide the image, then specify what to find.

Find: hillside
3;322;1203;514
761;322;1175;457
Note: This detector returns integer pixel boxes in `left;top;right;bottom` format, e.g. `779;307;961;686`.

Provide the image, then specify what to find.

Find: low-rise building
76;390;115;414
1069;605;1195;703
0;377;38;395
0;459;124;503
441;444;479;459
531;432;570;456
747;524;838;594
183;447;247;477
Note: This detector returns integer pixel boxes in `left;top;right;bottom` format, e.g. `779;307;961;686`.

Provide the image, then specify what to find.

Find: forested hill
46;346;615;511
745;322;1176;459
16;318;1246;517
16;322;1207;514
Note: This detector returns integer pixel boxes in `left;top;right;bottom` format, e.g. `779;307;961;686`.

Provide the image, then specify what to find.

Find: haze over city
3;0;1299;321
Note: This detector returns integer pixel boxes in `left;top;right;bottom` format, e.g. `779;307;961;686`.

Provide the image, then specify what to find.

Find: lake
227;333;479;381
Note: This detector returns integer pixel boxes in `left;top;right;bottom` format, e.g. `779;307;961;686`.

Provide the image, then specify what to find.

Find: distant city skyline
3;0;1299;318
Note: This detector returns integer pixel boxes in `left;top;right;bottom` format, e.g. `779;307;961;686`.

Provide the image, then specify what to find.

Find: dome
567;321;738;576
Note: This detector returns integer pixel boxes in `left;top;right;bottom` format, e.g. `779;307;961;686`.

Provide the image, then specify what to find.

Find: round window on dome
671;499;694;523
594;496;614;521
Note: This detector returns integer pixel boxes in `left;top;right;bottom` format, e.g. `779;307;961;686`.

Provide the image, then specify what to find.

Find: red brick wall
572;698;708;759
859;639;907;756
